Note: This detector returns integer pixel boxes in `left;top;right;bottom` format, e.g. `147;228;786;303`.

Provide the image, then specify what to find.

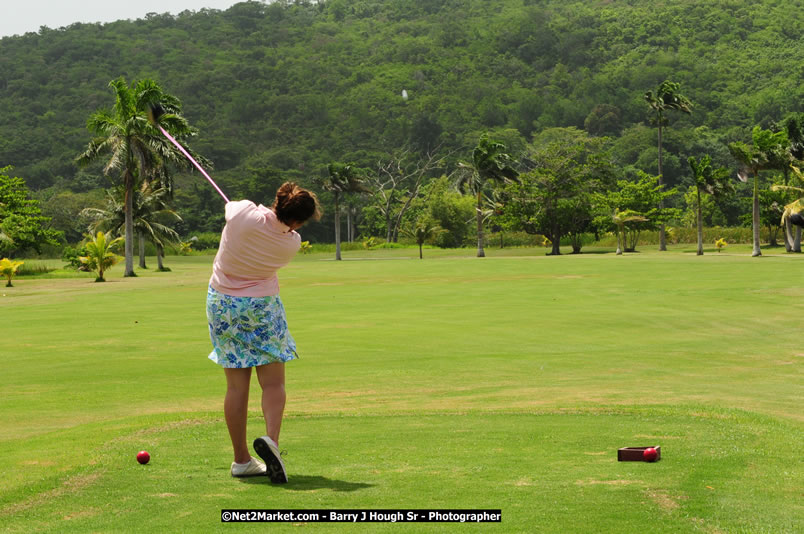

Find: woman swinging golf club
207;183;321;482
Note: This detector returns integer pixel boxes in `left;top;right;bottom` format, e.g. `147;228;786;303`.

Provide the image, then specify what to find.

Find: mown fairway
1;247;802;533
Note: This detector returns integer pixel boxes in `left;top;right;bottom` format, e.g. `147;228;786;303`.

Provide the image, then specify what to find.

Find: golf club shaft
157;125;229;203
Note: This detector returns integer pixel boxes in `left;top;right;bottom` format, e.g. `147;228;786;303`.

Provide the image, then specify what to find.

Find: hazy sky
0;0;248;38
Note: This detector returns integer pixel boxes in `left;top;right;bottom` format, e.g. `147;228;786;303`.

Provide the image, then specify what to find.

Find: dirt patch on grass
645;489;685;512
62;507;101;521
1;472;102;517
20;459;57;467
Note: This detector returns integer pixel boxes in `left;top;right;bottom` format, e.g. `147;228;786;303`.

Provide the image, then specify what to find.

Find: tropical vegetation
402;217;443;259
0;0;802;259
0;257;23;287
688;155;733;255
79;231;123;282
0;166;62;257
75;78;198;275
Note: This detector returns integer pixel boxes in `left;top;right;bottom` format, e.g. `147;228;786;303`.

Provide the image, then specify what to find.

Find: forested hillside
0;0;802;242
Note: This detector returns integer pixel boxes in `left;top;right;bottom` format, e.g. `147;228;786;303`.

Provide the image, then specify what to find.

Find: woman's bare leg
224;367;253;464
255;363;286;445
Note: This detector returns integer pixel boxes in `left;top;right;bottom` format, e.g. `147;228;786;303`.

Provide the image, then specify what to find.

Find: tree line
0;0;802;261
2;78;803;270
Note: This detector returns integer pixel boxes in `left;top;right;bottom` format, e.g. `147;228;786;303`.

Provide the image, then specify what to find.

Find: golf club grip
157;125;229;203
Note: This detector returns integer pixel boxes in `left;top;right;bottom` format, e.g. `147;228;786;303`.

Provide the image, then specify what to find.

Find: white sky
0;0;249;38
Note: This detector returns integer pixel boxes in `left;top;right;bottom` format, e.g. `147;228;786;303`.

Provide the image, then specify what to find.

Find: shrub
188;232;221;250
596;227;761;247
0;258;24;287
79;231;123;282
62;245;89;270
15;261;54;276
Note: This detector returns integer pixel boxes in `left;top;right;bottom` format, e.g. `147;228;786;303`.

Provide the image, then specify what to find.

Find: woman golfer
207;182;321;482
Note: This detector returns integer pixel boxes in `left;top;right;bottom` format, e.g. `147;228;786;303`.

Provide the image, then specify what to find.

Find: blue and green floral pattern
207;286;298;368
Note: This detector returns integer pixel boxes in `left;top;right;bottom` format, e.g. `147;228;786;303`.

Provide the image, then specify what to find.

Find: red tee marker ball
137;451;150;464
643;447;658;462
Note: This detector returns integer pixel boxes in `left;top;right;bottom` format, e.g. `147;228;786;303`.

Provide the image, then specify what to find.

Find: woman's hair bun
273;182;322;225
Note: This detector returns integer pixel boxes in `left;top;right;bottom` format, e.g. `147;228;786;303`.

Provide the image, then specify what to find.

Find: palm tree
457;133;519;257
76;77;197;276
403;218;444;259
612;209;648;255
645;80;692;251
323;163;369;260
688;155;734;255
81;183;182;272
729;126;789;257
481;189;507;249
770;184;804;247
0;258;24;287
80;231;123;282
782;114;804;251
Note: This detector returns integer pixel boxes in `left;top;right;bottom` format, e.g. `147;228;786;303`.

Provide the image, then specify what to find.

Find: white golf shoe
253;436;288;484
231;456;267;477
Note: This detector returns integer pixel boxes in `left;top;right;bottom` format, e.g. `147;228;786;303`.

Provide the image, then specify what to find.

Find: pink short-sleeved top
209;200;301;297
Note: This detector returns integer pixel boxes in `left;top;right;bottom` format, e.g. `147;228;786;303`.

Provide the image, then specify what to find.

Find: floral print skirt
207;286;298;368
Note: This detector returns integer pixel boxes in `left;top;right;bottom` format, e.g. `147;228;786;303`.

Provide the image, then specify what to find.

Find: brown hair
272;182;322;226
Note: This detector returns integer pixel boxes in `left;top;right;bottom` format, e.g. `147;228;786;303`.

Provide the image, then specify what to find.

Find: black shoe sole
253;438;288;484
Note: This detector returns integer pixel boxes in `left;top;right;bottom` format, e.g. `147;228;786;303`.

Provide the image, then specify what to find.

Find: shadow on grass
238;475;374;492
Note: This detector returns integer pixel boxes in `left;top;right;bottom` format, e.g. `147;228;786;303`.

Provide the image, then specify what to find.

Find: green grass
1;247;802;532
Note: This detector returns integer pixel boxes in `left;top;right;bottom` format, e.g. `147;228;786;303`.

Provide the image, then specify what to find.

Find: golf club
147;104;229;203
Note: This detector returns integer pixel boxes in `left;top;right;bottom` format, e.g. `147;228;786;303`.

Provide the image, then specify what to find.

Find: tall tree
508;128;615;255
0;166;62;258
369;147;446;243
728;126;789;257
688;155;734;255
323;163;369;260
644;80;692;251
593;172;679;253
76;78;197;276
456;133;518;257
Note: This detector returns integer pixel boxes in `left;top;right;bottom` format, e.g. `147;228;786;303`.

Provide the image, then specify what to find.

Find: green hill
0;0;801;239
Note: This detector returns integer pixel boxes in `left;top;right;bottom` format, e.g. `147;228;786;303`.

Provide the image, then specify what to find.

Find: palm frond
109;77;136;121
86;109;123;135
770;184;804;194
